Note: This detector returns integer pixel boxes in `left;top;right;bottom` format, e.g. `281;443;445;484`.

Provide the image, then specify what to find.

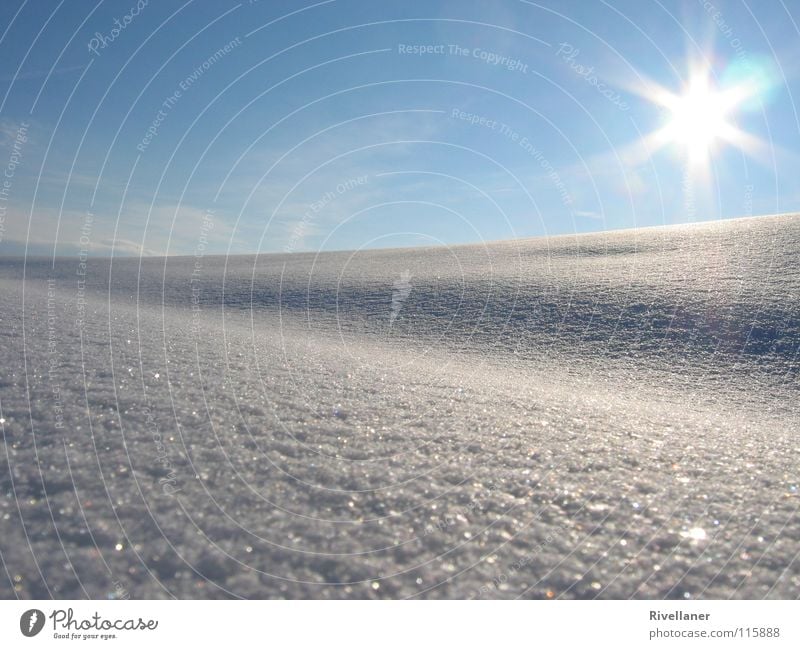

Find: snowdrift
1;214;798;599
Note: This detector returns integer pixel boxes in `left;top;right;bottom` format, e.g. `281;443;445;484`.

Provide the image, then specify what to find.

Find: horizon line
1;211;797;261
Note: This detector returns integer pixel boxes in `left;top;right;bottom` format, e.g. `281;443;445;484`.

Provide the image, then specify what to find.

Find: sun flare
661;76;739;164
625;61;770;172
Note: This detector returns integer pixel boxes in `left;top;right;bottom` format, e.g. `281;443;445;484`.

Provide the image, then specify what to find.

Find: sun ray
631;61;771;172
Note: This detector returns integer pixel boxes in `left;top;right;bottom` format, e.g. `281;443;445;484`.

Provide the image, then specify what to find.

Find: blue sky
0;0;798;256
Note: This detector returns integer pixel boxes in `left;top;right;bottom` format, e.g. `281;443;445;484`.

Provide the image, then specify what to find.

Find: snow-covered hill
1;214;798;599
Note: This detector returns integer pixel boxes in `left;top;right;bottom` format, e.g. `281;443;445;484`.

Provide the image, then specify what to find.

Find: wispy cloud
0;63;90;83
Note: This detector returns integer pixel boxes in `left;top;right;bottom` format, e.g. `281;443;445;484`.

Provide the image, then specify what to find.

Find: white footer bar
1;600;797;648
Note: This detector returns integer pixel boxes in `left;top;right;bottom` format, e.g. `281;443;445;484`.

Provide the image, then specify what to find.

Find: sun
625;62;767;171
661;75;739;164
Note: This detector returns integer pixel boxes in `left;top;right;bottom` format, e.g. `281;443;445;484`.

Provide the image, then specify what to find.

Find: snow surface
1;214;799;599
